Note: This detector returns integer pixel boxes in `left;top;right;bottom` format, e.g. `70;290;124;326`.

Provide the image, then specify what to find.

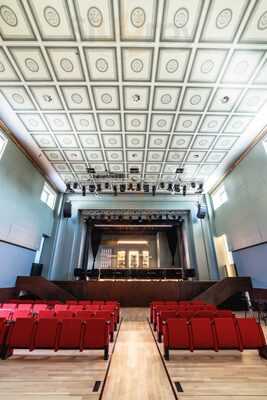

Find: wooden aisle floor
101;318;175;400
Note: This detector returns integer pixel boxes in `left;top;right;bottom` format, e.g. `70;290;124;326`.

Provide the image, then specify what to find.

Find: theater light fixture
152;185;156;196
113;185;118;196
89;184;96;193
82;185;86;197
117;240;148;245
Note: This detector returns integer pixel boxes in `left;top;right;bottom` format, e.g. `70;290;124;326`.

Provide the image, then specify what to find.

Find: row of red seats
1;303;120;324
162;317;267;360
1;300;119;306
150;300;213;324
156;309;234;342
152;304;217;330
0;310;117;341
0;316;110;360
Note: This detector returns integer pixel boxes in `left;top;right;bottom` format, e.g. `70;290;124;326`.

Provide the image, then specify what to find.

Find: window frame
40;182;57;210
0;130;8;160
212;185;228;211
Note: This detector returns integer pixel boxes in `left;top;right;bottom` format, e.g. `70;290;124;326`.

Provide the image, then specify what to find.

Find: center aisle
101;318;175;400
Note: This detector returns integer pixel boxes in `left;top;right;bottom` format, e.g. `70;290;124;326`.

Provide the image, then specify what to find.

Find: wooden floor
0;309;267;400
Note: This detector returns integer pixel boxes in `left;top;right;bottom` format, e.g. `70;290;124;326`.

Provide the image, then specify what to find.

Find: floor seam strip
147;318;179;400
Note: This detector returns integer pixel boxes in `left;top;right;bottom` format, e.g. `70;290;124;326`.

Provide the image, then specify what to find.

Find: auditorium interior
1;0;267;399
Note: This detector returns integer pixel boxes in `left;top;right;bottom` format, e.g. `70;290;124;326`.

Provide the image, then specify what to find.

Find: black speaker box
63;201;72;218
184;268;196;278
31;263;43;276
197;204;206;219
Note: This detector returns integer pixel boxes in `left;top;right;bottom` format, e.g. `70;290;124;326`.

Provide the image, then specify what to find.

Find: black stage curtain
91;228;102;270
177;223;186;269
166;225;178;266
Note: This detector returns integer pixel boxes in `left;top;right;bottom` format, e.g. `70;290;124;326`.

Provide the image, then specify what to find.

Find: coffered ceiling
0;0;267;193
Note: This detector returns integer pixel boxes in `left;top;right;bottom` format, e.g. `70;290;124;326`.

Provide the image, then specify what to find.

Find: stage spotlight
104;182;110;189
182;185;187;196
73;182;78;190
167;183;173;192
136;182;141;191
113;185;118;196
191;182;196;189
89;184;96;193
159;182;165;189
152;185;156;196
120;184;126;192
128;183;133;191
174;184;180;193
143;183;149;193
66;183;71;192
87;167;95;174
96;183;102;192
82;185;86;197
176;167;184;174
197;183;204;193
138;215;143;223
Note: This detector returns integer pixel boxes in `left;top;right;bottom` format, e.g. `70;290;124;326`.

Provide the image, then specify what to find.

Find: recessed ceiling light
43;95;52;102
221;95;230;103
132;94;141;102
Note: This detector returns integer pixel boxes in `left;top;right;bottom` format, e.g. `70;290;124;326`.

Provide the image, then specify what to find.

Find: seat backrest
166;318;191;349
68;305;84;312
38;310;56;319
54;304;69;312
0;318;8;343
176;311;194;319
2;303;17;310
0;310;11;320
75;310;95;320
159;311;178;323
85;305;100;311
8;318;36;349
17;303;33;311
92;301;105;305
215;310;234;318
78;300;92;305
192;311;215;319
95;311;113;322
236;318;266;349
12;310;32;320
32;304;48;312
34;318;59;349
82;318;108;349
65;300;78;305
190;318;215;350
214;317;241;349
57;318;82;349
56;311;74;319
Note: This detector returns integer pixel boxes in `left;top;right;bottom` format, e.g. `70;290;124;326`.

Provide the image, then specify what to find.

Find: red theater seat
65;301;78;305
157;310;177;342
190;318;216;350
17;304;33;311
56;311;74;319
33;318;59;349
56;318;83;350
0;310;12;320
32;304;48;312
75;310;95;320
214;318;241;350
92;301;105;305
68;305;84;312
7;318;36;351
78;300;92;305
163;318;191;359
84;305;100;311
95;311;115;342
54;304;69;312
11;310;32;320
81;318;109;360
2;303;17;310
0;318;9;352
236;318;266;349
38;310;55;319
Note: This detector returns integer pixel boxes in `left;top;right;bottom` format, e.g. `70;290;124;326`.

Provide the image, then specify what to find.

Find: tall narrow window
41;182;57;210
0;130;8;160
212;185;228;210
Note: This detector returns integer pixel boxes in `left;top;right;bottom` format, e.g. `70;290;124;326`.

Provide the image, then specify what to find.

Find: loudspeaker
31;263;43;276
63;201;72;218
184;268;196;278
197;204;206;219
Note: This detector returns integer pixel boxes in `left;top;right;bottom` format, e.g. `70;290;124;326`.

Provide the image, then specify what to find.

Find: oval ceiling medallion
62;137;72;145
108;137;117;145
190;95;201;105
257;11;267;30
60;58;74;72
54;118;64;127
95;58;108;73
177;139;185;146
12;93;24;104
200;59;215;74
43;6;60;27
183;119;192;128
130;58;144;73
110;152;119;159
157;119;167;128
131;138;140;146
87;7;103;28
151;153;160;160
90;153;98;159
161;94;172;104
0;5;17;27
199;139;208;146
71;93;83;104
246;96;260;107
131;118;141;127
29;118;38;127
154;138;163;145
216;8;233;29
165;59;179;73
232;120;242;129
174;7;189;29
101;93;112;104
0;62;5;72
207;120;217;129
105;118;115;127
130;7;146;28
25;58;39;73
80;119;89;127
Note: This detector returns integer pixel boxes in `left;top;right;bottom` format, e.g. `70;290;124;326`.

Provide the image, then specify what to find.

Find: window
212;185;228;210
263;139;267;154
0;130;8;160
41;182;57;210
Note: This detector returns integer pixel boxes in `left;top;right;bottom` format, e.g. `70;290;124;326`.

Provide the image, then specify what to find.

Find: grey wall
0;136;57;287
49;194;218;281
210;137;267;287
